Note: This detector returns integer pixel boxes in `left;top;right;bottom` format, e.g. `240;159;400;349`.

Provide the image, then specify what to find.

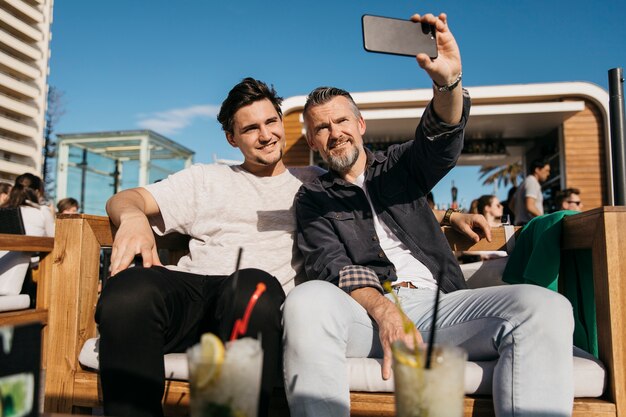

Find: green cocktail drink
392;342;466;417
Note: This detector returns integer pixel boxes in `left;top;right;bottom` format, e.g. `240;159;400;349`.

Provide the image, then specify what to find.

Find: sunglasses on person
566;201;581;206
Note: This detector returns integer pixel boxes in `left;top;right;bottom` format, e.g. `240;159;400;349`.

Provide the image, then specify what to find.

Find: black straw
425;275;442;369
231;247;243;291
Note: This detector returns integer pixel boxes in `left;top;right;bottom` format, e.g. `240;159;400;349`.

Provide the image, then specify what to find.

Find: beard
326;145;360;173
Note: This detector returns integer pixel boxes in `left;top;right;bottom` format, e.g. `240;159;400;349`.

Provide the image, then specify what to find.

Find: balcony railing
0;67;39;89
0;7;42;41
0;25;42;60
0;49;40;79
2;0;44;24
0;152;36;168
0;90;38;117
0;131;36;148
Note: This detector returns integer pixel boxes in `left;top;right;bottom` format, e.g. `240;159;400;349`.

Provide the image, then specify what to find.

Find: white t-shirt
513;175;543;225
354;174;437;290
144;164;321;293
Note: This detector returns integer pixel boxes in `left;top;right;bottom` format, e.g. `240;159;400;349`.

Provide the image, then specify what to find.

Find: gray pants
283;280;574;417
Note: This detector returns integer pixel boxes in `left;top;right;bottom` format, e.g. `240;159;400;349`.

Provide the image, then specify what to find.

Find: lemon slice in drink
195;333;225;388
392;342;421;369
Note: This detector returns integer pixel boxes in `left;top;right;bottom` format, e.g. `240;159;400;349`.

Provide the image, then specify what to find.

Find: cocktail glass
187;336;263;417
392;341;467;417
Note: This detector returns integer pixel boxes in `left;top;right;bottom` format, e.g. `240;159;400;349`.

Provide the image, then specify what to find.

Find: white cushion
461;257;509;289
0;294;30;312
79;338;605;397
0;251;30;295
79;338;190;380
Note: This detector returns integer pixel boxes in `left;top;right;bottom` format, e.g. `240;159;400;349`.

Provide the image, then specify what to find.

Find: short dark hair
529;158;549;175
217;77;283;134
57;197;79;213
303;86;361;120
555;188;580;206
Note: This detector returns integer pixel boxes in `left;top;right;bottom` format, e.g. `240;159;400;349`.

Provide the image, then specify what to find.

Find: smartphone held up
362;15;437;59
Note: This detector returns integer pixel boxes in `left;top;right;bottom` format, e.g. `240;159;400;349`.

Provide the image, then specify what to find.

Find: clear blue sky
49;0;626;211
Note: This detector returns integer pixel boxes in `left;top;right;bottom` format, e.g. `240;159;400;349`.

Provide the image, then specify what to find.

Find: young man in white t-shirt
97;78;320;417
513;158;551;225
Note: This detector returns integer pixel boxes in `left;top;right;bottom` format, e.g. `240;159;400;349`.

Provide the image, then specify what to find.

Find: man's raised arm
412;13;463;125
106;188;162;275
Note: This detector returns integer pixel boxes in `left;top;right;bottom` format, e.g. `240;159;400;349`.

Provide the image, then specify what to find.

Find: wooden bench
0;233;54;360
42;208;626;416
0;231;54;417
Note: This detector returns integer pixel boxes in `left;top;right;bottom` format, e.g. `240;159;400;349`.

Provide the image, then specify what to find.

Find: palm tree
479;162;523;188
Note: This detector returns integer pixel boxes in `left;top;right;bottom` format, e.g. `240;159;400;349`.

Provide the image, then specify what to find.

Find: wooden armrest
0;234;54;252
561;206;626;415
44;213;191;412
443;226;520;252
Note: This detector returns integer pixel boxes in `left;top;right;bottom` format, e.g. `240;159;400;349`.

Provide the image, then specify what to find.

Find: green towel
502;211;598;357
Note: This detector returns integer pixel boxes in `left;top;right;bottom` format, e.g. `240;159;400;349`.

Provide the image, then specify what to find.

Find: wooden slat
443;226;520;252
0;234;54;251
349;392;616;416
562;207;626;417
73;371;191;415
562;101;607;206
0;309;46;327
44;217;102;413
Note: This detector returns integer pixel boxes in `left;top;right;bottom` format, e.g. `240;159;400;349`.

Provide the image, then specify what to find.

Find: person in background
555;188;583;212
501;185;517;225
57;197;80;214
0;173;55;296
463;194;507;263
469;198;479;215
474;194;504;227
512;159;551;225
0;183;11;206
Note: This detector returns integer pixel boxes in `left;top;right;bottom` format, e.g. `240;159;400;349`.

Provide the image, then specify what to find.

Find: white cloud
136;104;220;135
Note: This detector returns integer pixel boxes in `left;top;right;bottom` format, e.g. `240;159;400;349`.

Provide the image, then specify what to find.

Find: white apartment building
0;0;53;183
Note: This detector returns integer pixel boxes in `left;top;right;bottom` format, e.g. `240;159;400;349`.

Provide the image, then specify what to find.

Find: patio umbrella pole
609;67;626;205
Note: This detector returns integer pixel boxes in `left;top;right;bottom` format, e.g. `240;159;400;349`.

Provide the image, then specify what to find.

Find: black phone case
362;15;437;59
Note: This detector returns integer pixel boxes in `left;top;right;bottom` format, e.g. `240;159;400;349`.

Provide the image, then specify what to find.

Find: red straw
229;282;267;341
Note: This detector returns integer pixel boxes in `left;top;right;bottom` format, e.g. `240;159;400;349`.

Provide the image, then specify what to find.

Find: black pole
609;68;626;205
112;159;120;194
80;149;87;213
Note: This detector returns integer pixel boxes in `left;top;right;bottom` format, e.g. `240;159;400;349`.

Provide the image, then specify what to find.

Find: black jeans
95;266;285;417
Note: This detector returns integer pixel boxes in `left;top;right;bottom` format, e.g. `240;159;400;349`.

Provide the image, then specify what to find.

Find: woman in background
473;194;504;227
0;173;54;298
461;194;508;287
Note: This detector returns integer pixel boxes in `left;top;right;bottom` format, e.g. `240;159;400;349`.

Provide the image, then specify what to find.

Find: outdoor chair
0;207;53;315
43;208;626;416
